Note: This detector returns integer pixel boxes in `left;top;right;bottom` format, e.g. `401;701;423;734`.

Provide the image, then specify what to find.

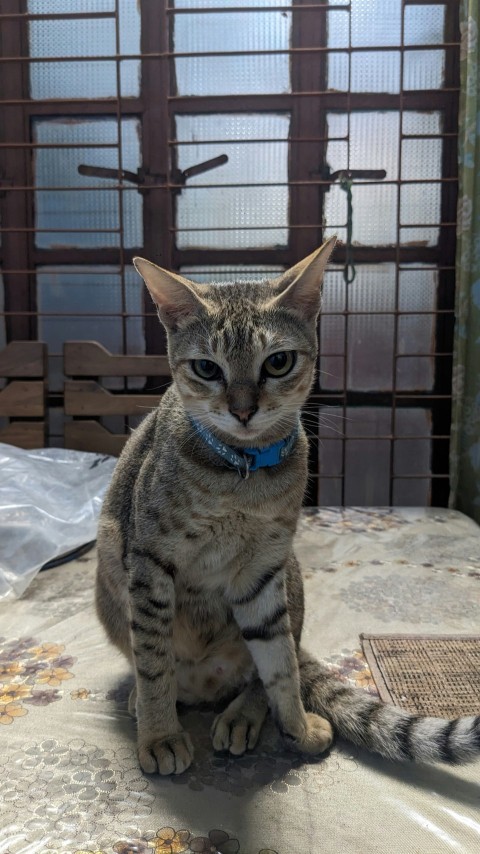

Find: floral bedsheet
1;507;480;854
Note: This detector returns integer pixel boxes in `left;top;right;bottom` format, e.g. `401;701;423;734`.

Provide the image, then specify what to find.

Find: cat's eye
191;359;223;381
262;351;296;378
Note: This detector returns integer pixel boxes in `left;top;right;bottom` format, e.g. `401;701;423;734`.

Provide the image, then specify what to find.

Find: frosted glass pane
35;118;118;147
328;10;349;48
400;227;439;247
320;314;345;356
352;52;400;93
30;18;115;59
398;314;435;357
330;49;443;94
404;50;444;90
404;5;445;45
180;266;283;284
37;266;145;390
344;409;392;504
328;53;349;91
29;1;113;10
351;0;401;47
118;0;141;61
317;478;343;506
349;264;397;312
400;183;441;225
326;141;348;174
326;113;349;139
177;189;288;249
402;139;442;181
39;315;122;356
322;267;347;313
320;264;438;393
30;60;120;100
34;119;142;248
347;315;395;390
318;436;343;477
345;439;390;503
176;114;289;184
174;9;290;95
175;56;290;98
393;477;430;505
350;112;399;175
327;113;400;177
323;264;397;317
402;112;442;136
319;269;346;388
397;356;434;391
175;0;290;7
394;408;432;474
37;266;143;320
176;113;290;143
324;185;348;230
351;185;398;245
175;114;289;249
29;0;140;99
344;406;391;438
398;267;437;312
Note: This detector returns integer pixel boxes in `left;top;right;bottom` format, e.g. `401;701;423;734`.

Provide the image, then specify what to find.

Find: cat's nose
229;405;258;425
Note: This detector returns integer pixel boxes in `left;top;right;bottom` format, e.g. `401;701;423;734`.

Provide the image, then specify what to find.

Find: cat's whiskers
300;415;346;437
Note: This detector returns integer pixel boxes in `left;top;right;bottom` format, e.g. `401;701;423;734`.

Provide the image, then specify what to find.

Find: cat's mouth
188;405;295;446
207;412;287;447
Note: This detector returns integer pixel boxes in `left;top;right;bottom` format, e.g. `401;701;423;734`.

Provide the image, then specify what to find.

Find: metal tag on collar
239;454;251;480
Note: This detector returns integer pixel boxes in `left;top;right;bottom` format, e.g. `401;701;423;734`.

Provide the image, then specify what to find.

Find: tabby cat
96;237;480;775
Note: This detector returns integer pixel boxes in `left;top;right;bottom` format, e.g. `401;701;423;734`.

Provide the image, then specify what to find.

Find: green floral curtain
449;0;480;524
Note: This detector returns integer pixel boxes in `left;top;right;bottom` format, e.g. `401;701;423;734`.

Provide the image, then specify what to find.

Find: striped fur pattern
96;238;480;775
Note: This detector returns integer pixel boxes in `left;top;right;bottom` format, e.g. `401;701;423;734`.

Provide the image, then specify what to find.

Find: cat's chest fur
141;469;299;592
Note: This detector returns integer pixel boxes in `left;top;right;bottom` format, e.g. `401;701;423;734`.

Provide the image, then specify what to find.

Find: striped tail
299;650;480;765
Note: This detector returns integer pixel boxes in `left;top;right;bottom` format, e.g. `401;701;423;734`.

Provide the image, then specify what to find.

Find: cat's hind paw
284;712;333;756
138;730;194;775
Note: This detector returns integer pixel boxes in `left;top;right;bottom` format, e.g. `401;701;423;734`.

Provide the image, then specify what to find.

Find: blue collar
189;417;299;479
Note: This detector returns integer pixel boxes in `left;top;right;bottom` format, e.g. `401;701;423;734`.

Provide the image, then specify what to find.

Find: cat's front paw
283;712;333;756
138;730;194;775
211;706;265;755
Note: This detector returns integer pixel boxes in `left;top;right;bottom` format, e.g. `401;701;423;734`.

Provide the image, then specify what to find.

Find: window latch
170;153;228;194
77;154;228;195
326;168;387;183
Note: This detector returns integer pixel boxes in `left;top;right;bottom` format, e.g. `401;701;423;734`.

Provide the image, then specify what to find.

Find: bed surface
1;507;480;854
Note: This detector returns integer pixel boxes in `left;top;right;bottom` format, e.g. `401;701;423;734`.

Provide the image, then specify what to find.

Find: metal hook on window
339;172;356;285
324;166;387;286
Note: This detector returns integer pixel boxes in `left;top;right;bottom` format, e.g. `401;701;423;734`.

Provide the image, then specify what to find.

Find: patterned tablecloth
1;507;480;854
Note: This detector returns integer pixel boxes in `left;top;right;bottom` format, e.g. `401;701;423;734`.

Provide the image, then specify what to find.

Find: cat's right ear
133;258;206;331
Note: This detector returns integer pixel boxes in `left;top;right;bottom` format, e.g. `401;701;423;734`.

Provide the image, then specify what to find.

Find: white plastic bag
0;443;117;600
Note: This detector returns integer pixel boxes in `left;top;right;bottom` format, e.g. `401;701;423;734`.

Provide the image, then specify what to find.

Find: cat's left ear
268;235;336;318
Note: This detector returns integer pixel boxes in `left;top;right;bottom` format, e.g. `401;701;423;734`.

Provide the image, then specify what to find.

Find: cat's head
133;237;335;446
